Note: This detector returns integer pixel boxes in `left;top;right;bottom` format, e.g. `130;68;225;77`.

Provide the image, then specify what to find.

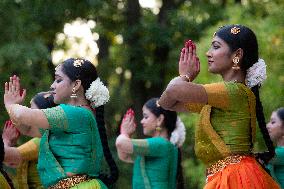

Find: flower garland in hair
170;117;186;147
245;58;267;88
85;78;110;108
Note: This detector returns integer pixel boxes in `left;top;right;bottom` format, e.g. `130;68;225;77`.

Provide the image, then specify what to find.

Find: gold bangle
180;74;191;82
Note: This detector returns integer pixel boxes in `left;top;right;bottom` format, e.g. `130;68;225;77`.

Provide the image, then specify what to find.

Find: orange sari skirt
205;156;280;189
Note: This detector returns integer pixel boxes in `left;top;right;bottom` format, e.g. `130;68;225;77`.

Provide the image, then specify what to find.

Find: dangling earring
70;87;77;98
156;126;161;132
232;57;240;70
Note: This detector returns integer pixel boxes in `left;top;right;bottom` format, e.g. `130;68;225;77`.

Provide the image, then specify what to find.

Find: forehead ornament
231;26;240;35
73;59;85;67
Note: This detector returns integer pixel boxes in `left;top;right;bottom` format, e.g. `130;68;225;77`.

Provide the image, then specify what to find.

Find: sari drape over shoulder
131;137;178;189
38;104;106;188
185;82;280;189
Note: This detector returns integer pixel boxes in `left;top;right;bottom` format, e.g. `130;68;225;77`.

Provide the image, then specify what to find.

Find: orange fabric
205;157;280;189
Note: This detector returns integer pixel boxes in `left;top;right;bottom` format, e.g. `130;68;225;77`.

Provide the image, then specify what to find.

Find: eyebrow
54;74;62;78
212;41;222;45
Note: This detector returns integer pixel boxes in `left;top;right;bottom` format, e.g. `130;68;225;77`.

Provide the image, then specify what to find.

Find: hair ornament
170;117;186;147
73;59;85;67
156;100;161;107
85;78;110;108
230;26;241;35
245;58;267;88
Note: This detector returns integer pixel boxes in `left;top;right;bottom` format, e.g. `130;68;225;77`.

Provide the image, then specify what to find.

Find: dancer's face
140;106;159;137
206;36;234;74
50;65;74;104
267;111;284;142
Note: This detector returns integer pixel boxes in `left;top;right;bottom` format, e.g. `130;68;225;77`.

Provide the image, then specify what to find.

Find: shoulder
146;137;173;148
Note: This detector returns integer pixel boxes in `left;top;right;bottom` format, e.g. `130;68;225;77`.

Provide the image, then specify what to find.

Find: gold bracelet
180;74;191;82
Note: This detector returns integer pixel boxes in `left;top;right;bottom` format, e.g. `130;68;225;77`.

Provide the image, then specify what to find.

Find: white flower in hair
246;58;267;88
170;117;186;147
85;78;110;108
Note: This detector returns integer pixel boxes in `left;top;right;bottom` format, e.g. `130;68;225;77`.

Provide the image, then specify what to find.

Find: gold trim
48;175;90;189
206;155;246;179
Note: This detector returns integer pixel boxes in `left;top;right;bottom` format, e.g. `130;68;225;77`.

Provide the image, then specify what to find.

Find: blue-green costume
267;146;284;188
38;104;107;188
131;137;178;189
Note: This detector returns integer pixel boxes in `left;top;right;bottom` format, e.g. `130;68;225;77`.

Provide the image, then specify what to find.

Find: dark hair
61;58;98;94
276;107;284;123
32;92;57;109
144;98;177;137
216;25;275;164
61;58;118;186
144;97;184;189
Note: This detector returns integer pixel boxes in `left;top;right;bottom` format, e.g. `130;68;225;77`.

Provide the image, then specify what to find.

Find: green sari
132;137;178;189
38;104;106;188
267;146;284;188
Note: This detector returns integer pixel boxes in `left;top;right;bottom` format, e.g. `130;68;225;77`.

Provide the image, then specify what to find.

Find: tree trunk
124;0;145;137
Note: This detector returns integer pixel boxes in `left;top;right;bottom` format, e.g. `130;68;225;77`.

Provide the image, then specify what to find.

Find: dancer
159;24;280;188
116;97;185;189
267;107;284;188
4;58;118;188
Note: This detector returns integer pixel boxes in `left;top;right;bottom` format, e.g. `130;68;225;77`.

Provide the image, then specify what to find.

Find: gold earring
156;126;161;132
70;87;77;98
232;57;240;70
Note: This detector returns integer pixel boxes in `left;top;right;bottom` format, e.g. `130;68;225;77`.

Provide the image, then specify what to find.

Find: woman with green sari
116;98;185;188
267;107;284;188
4;58;118;188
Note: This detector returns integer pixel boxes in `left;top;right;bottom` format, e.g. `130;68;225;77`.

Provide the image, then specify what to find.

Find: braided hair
215;25;275;164
61;58;118;186
144;98;184;189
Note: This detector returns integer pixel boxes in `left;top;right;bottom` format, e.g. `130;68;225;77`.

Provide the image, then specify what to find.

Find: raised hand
4;75;26;109
179;40;200;81
120;108;137;137
2;120;20;147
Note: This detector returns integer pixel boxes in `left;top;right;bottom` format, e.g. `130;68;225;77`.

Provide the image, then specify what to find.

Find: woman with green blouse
116;98;185;189
4;58;118;188
267;107;284;188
